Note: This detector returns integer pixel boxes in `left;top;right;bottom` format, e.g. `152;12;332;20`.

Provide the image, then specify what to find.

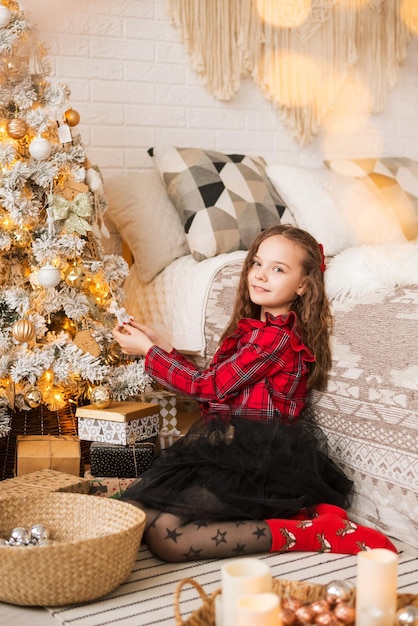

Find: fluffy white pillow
104;170;189;283
325;242;418;301
265;164;356;255
265;164;406;256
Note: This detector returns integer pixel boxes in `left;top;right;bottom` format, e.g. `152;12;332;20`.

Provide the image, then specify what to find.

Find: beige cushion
104;170;189;283
149;146;290;261
324;157;418;240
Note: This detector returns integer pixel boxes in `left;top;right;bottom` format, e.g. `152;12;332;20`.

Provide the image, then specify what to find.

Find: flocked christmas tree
0;0;152;468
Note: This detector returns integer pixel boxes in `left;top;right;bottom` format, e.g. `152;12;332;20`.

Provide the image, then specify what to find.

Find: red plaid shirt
145;311;315;423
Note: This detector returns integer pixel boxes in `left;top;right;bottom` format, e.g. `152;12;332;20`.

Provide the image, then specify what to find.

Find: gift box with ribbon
89;441;156;478
158;426;183;451
15;434;81;477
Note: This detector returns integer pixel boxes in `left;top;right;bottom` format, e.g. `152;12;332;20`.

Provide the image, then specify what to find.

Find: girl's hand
112;321;173;356
128;321;173;353
112;323;152;356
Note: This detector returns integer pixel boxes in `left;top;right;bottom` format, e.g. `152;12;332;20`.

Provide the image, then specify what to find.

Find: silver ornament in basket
0;492;146;606
9;526;32;545
30;523;49;543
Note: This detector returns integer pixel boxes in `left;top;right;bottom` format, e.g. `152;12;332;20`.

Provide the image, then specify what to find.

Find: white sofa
103;148;418;550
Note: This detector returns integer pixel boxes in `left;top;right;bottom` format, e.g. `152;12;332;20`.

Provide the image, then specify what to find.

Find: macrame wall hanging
167;0;415;145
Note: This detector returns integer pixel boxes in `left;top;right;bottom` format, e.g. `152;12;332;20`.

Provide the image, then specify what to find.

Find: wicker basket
0;492;146;606
174;576;418;626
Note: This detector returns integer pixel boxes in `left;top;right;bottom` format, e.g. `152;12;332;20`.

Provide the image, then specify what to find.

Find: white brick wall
28;0;418;178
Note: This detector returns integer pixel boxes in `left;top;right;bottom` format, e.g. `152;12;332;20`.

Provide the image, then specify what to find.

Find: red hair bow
318;243;326;272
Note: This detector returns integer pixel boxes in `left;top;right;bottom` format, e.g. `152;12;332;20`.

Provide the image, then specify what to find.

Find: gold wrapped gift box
15;434;81;477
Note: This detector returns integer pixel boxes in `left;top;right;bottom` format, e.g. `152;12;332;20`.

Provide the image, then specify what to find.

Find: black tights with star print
128;501;271;562
127;501;397;561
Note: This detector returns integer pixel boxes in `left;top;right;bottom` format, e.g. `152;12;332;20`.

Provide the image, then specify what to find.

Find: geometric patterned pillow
324;157;418;240
148;146;289;261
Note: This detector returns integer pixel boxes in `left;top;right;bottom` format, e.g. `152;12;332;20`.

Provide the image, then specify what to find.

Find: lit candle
236;593;282;626
221;558;272;626
355;548;398;626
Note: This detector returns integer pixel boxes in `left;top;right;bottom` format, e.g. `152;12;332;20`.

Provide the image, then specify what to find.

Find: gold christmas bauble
63;262;83;288
6;118;28;140
90;385;113;409
13;228;31;247
12;319;36;344
64;108;80;127
105;343;121;365
25;387;43;409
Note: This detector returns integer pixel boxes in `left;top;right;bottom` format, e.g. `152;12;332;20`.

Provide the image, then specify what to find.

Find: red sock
290;503;348;521
265;513;398;555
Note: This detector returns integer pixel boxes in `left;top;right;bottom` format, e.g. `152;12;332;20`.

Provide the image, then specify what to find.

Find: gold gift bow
51;192;93;236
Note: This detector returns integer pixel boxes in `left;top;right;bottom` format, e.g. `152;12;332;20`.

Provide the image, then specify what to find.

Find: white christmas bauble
37;264;61;288
29;137;52;160
0;6;12;28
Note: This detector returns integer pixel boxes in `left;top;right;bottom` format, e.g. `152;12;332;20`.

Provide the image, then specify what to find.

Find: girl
112;225;396;562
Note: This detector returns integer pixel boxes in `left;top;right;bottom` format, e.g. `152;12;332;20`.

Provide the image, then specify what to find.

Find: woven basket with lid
0;492;146;606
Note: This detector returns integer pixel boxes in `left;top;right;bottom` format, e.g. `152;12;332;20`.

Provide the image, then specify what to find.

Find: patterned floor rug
48;543;418;626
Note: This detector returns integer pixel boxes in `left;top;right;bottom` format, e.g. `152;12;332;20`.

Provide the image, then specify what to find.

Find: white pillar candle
221;558;273;626
236;593;282;626
215;594;223;626
355;548;398;626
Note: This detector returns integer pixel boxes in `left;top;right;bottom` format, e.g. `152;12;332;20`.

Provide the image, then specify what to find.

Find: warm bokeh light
321;71;382;160
44;387;67;411
260;50;328;108
256;0;312;28
0;213;13;230
89;276;110;305
400;0;418;34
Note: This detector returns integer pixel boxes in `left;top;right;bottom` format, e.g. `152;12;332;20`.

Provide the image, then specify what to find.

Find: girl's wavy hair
220;224;332;391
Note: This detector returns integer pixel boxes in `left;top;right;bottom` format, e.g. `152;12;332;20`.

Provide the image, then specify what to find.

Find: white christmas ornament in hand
109;300;132;325
29;136;52;160
37;263;61;287
0;6;12;27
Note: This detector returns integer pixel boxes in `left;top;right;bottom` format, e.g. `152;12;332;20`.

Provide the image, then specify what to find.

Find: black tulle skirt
121;414;353;523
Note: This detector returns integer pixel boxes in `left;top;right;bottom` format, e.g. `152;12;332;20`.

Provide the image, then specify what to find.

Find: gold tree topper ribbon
52;192;93;235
